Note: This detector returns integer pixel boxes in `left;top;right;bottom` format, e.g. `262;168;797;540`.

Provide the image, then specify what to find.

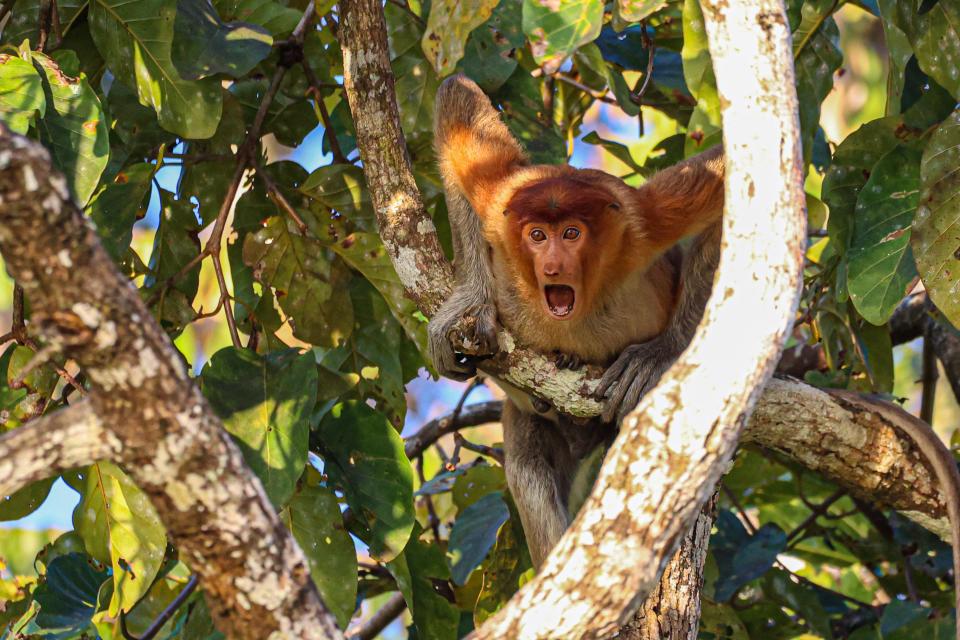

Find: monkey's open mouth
544;285;575;319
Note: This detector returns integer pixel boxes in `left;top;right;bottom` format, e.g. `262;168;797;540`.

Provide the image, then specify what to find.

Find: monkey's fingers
595;354;634;400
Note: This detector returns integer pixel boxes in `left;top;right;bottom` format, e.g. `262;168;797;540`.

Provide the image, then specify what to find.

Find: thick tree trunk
0;130;340;640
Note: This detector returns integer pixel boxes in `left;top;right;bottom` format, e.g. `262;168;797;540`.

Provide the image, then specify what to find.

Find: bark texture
0;130;339;640
0;401;116;497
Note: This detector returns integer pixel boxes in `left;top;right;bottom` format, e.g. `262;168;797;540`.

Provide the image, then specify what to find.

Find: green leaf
301;164;374;224
711;510;786;602
34;553;109;636
421;0;499;77
793;8;841;164
145;191;202;295
474;499;531;625
522;0;603;74
681;0;721;155
31;52;109;207
877;0;913;115
452;464;506;511
89;0;223;138
107;563;191;638
243;213;355;348
281;480;357;628
319;401;414;562
823;117;905;256
0;54;45;134
848;146;921;325
73;461;167;616
616;0;667;21
201;347;316;508
393;52;441;136
491;63;566;164
448;492;509;586
458;0;524;93
574;43;639;116
213;0;302;37
851;314;894;392
698;600;749;640
173;0;273;80
762;569;834;639
0;1;85;47
0;477;55;521
87;163;157;264
913;108;960;327
895;0;960;99
387;527;459;640
582;131;646;175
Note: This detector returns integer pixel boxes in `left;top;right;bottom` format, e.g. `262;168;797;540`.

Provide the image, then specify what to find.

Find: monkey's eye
530;229;547;242
563;227;581;240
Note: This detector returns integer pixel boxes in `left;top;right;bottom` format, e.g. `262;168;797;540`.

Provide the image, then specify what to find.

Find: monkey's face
521;220;587;320
502;174;631;323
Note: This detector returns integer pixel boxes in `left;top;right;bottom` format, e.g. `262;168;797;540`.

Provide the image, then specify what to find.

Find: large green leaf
31;52;109;207
201;347;316;508
281;479;357;628
89;0;223;138
393;52;441;136
213;0;302;37
491;63;566;164
793;3;841;164
681;0;720;155
896;0;960;99
711;510;786;602
0;55;44;134
87;163;156;263
617;0;667;21
448;492;509;586
319;402;414;562
387;527;460;640
847;145;921;325
877;0;913;115
474;498;531;625
243;213;354;348
913;108;960;327
522;0;603;74
458;0;524;93
575;43;640;116
145;191;202;296
173;0;273;80
34;553;109;636
421;0;498;77
73;461;167;616
0;476;55;521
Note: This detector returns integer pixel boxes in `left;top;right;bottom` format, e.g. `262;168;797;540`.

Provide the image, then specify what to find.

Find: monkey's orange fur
435;77;724;364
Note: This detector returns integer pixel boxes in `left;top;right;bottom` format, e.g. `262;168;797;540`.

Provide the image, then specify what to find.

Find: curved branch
0;401;117;497
0;129;339;637
404;400;502;459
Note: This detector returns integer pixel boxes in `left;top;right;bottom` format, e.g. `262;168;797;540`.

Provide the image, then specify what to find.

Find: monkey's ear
634;145;725;253
434;75;527;218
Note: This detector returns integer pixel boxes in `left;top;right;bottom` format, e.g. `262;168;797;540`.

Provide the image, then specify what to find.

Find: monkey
428;74;724;568
426;77;960;636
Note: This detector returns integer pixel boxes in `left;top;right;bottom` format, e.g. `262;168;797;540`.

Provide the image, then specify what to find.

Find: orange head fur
500;173;636;322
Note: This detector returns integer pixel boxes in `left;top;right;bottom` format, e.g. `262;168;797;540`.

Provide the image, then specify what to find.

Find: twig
721;485;758;534
302;59;349;164
255;162;309;234
785;488;845;546
404;402;502;460
120;575;199;640
920;332;938;427
345;592;407;639
630;23;655;136
0;0;16;25
554;74;618;105
416;458;442;541
37;0;53;51
12;283;24;340
453;432;504;465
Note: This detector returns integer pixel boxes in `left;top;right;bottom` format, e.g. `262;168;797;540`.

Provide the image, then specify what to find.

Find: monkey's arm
635;145;725;257
597;222;722;424
428;75;527;379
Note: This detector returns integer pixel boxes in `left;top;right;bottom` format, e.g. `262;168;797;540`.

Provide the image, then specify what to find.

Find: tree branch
0;126;339;638
0;401;117;498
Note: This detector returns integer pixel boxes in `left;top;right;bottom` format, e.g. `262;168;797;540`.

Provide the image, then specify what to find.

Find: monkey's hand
428;289;500;381
595;337;681;424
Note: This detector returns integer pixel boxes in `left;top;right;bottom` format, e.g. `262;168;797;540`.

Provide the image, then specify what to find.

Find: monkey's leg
502;400;575;569
597;222;722;424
